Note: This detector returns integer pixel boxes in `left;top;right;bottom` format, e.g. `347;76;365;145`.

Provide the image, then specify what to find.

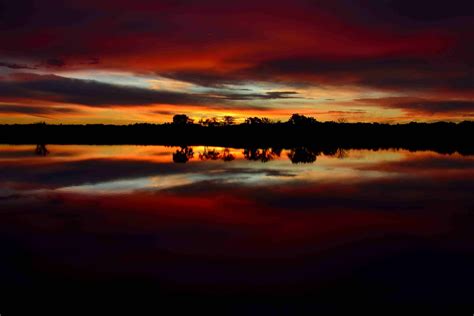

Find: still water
1;145;473;310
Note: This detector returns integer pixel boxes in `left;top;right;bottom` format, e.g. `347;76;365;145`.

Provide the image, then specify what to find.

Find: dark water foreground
0;145;473;314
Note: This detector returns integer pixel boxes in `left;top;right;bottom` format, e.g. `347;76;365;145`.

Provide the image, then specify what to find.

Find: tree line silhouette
1;114;472;155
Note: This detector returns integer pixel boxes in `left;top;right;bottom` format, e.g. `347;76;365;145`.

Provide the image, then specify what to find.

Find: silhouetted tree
287;147;318;164
222;116;235;126
173;146;194;163
288;114;317;126
173;114;194;125
244;117;271;125
35;144;49;156
198;117;221;127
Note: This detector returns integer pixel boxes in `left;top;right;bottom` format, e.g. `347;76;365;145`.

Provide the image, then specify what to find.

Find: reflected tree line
172;146;347;164
33;143;347;163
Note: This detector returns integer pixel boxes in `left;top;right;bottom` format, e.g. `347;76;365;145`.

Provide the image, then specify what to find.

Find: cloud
0;0;472;120
0;74;216;107
247;56;473;92
0;104;79;117
44;58;66;67
0;73;301;110
220;91;299;101
355;97;474;115
160;71;245;88
160;53;473;95
0;62;37;70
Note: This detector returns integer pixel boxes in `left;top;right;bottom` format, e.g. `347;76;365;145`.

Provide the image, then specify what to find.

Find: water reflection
0;144;473;309
172;146;194;163
243;147;281;162
221;148;235;162
287;147;318;164
34;143;49;156
22;144;469;166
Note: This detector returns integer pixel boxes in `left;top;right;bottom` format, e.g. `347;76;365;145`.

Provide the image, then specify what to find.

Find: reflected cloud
35;144;49;156
1;145;471;197
1;144;473;307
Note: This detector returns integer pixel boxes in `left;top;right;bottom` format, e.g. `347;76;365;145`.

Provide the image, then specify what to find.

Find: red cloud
0;0;472;121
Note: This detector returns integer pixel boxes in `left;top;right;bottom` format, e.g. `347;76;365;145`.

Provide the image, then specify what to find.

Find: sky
0;0;472;124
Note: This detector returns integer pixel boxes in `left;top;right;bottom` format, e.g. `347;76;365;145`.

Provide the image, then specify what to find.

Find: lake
1;145;473;312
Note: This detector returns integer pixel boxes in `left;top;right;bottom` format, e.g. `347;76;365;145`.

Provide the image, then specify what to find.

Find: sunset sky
0;0;472;124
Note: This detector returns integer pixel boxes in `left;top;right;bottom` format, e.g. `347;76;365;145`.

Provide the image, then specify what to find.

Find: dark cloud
0;61;37;70
221;91;299;101
326;110;366;114
161;53;473;93
45;58;66;67
384;0;474;21
0;104;79;116
0;74;214;107
0;73;298;108
161;71;245;88
249;56;473;92
356;97;474;115
397;100;474;114
82;57;100;65
0;0;472;118
1;58;98;70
